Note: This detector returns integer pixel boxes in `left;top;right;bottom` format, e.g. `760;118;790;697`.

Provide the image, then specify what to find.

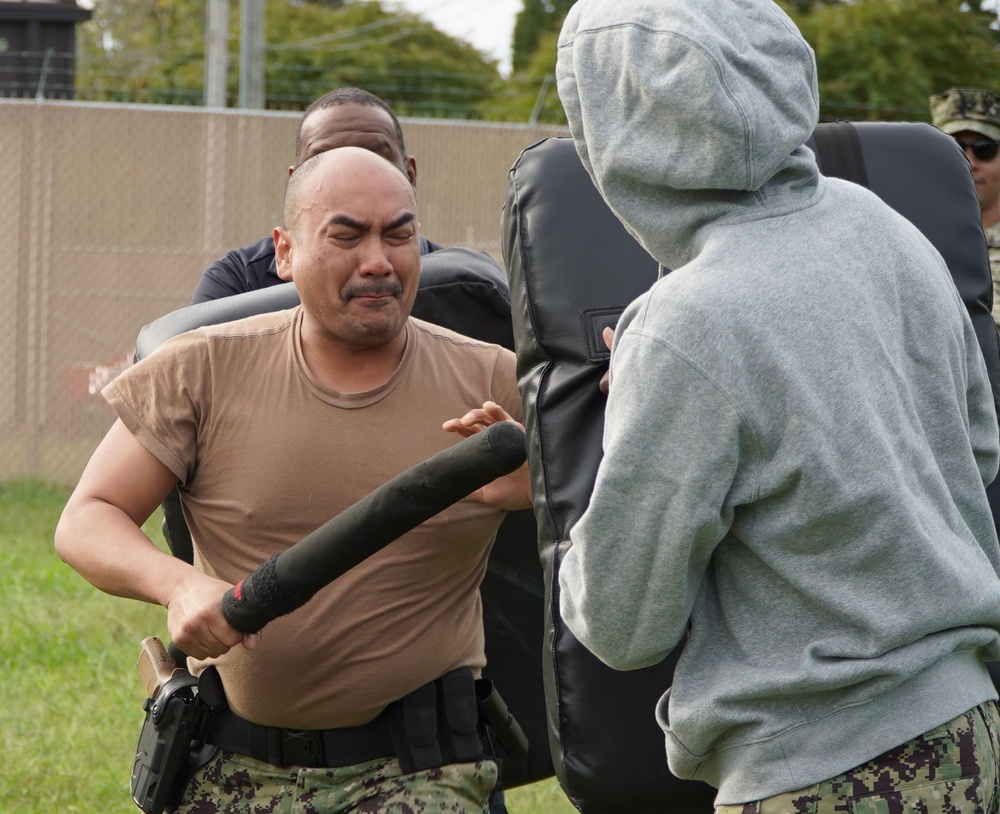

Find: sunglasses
955;136;1000;162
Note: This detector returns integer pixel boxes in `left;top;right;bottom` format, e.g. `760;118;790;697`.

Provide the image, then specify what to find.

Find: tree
779;0;1000;121
483;29;563;125
264;1;498;115
76;0;500;115
783;0;843;11
511;0;574;74
76;0;209;104
488;0;578;124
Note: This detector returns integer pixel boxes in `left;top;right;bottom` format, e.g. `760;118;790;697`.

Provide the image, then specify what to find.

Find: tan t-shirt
105;308;522;729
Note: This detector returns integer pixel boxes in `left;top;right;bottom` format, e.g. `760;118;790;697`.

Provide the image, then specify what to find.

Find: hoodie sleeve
559;320;752;671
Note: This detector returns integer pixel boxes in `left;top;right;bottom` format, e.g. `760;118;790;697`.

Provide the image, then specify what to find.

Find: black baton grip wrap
221;422;526;634
221;554;304;634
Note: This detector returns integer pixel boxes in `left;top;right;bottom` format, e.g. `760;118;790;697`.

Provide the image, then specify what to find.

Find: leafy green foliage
486;0;576;125
76;0;208;104
264;1;499;116
511;0;574;74
779;0;1000;121
483;29;563;126
76;0;500;114
499;0;1000;128
69;0;1000;126
783;0;846;12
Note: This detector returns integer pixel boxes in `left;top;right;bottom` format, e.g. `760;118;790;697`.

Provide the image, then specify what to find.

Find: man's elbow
53;498;89;569
53;512;76;565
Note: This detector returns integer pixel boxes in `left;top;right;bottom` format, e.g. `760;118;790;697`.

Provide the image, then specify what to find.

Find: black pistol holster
131;667;224;814
475;677;529;762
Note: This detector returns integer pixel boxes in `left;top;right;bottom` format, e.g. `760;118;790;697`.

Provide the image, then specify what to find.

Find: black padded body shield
134;247;552;788
501;125;1000;813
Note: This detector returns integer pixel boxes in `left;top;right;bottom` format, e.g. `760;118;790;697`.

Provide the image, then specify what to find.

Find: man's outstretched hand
442;401;532;511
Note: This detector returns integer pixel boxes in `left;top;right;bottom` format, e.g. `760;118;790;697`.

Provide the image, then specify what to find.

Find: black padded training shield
502;126;1000;814
503;136;706;814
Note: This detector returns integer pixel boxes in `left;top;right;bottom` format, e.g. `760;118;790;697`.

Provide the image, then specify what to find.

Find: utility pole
239;0;265;109
529;74;554;125
204;0;228;107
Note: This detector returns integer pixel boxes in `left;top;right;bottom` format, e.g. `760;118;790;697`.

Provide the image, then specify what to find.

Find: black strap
811;122;870;188
207;706;396;768
203;668;483;770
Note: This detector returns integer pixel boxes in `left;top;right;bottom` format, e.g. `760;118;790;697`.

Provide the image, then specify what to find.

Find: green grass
0;480;577;813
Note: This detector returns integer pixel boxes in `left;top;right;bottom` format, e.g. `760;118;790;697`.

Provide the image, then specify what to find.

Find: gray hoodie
556;0;1000;803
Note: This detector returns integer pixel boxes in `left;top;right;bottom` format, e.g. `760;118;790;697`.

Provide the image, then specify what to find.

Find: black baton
221;422;527;633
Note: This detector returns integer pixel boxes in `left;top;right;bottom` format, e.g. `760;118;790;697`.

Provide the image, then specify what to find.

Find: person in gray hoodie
555;0;1000;809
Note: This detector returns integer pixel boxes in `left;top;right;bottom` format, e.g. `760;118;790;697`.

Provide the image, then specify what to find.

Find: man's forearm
54;494;192;608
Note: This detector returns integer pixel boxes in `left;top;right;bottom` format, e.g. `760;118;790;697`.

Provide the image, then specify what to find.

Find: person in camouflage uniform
931;87;1000;331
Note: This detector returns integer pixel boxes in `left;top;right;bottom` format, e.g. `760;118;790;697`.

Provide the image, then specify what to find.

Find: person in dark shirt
192;87;442;304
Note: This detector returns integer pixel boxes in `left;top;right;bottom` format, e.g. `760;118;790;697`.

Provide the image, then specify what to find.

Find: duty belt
206;705;395;768
203;667;484;772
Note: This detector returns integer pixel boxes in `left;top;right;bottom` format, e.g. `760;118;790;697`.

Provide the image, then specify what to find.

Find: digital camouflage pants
718;701;1000;814
174;750;497;814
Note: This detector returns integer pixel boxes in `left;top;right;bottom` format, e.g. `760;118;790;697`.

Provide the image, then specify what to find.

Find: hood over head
556;0;820;269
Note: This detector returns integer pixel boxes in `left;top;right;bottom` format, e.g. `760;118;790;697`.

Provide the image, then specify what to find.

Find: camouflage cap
930;87;1000;142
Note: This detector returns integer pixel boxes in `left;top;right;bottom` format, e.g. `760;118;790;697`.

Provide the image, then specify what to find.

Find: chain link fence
0;45;566;124
0;98;567;487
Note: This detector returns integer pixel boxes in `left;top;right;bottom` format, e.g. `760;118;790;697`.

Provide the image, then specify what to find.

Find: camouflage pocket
848;777;983;814
713;703;1000;814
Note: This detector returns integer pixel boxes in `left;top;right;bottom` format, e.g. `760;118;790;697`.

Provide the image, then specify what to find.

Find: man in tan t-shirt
54;147;529;813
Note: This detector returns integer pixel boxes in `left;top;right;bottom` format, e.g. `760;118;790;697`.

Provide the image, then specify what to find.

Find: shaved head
282;146;416;235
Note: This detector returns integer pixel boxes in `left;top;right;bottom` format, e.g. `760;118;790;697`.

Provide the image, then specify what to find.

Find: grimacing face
275;148;421;353
294;103;417;187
